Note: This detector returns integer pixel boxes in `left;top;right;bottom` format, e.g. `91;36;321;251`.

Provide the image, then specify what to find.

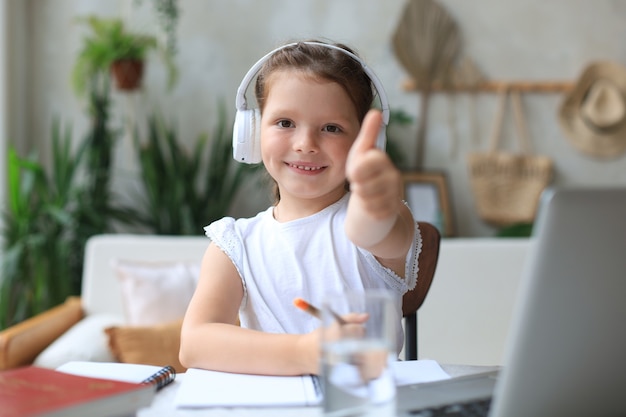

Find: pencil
293;298;346;324
293;297;322;319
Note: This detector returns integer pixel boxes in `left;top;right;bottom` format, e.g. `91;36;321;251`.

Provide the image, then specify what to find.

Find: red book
0;366;155;417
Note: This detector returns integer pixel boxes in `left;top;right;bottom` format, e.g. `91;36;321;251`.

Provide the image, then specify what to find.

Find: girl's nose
292;128;319;154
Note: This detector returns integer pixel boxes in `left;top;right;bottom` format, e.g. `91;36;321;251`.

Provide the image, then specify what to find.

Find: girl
179;40;421;376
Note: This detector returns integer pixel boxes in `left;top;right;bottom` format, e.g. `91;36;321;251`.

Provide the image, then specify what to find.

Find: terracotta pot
110;59;144;91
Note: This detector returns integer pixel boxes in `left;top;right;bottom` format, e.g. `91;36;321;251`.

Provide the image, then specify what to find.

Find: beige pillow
105;320;186;373
113;259;200;326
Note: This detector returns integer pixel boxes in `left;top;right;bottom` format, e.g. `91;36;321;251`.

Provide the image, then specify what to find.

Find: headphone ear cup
233;109;262;164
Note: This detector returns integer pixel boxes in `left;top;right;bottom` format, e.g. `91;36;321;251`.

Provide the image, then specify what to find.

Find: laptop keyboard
407;398;492;417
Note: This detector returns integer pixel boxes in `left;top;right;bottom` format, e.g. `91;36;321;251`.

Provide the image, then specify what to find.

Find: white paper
391;359;451;386
174;368;322;408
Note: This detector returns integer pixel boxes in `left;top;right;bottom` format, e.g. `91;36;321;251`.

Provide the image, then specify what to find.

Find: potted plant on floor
71;15;177;94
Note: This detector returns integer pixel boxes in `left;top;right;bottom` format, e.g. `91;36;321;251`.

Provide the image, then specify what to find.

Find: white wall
7;0;626;236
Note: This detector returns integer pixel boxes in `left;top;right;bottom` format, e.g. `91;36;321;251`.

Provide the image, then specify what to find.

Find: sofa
0;234;210;372
0;234;530;372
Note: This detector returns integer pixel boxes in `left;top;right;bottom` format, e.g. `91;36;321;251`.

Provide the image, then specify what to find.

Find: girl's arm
179;242;319;375
344;110;415;277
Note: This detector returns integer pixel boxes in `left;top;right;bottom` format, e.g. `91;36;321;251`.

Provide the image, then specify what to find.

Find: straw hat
559;61;626;159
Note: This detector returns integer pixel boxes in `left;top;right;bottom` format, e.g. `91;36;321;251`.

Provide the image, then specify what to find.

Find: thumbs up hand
346;110;402;222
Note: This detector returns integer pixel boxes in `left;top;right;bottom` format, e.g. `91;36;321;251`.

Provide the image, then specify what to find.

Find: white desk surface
137;364;499;417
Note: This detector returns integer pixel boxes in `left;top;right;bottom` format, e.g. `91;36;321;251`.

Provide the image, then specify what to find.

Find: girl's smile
285;161;326;173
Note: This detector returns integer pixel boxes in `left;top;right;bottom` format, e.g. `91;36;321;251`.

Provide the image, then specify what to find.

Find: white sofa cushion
113;259;200;326
33;313;124;369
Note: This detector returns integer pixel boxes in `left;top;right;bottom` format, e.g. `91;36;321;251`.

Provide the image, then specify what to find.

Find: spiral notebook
57;361;176;390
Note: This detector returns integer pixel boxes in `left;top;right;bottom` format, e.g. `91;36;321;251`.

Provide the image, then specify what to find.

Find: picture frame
401;171;455;237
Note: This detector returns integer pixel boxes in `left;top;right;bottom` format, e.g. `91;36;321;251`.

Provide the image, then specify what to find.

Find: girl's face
260;70;361;206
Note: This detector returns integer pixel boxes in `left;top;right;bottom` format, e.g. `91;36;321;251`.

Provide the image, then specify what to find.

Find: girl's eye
323;125;342;133
277;120;293;128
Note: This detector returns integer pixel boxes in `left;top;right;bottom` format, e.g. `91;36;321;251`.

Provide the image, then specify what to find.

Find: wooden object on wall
403;79;573;93
392;0;463;170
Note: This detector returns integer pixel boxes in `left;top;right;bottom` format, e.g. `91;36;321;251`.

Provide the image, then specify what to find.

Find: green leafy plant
133;0;179;55
68;74;140;292
0;80;141;329
386;108;414;169
497;222;534;238
152;0;179;55
0;122;82;329
132;102;261;235
71;15;177;95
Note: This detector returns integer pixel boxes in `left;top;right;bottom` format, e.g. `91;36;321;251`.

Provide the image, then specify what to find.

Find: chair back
402;221;441;360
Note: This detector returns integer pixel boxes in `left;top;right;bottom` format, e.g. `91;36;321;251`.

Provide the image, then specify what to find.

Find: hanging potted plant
71;15;177;94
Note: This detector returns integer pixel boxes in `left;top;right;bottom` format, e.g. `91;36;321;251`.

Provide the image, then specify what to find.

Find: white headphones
233;41;390;164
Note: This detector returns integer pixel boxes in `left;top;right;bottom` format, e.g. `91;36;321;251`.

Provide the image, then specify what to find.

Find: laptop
397;187;626;417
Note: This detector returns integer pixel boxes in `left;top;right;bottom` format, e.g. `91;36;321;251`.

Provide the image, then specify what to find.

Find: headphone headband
235;41;390;125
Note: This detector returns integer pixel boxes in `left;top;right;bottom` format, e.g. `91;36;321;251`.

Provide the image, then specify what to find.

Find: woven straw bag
467;88;553;226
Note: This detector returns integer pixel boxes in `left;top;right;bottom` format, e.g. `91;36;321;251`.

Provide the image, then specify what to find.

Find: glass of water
320;289;399;417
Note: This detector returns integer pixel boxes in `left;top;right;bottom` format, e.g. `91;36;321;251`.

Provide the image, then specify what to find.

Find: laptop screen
490;187;626;417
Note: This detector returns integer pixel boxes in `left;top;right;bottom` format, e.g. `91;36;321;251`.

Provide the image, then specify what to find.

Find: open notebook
397;187;626;416
174;360;450;408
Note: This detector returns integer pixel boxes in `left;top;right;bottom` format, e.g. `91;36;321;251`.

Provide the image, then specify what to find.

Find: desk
137;364;498;417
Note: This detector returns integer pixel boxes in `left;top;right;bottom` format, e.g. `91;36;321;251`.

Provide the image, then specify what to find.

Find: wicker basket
467;89;553;226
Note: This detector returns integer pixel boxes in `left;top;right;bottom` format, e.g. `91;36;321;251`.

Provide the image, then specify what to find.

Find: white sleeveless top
205;193;422;352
